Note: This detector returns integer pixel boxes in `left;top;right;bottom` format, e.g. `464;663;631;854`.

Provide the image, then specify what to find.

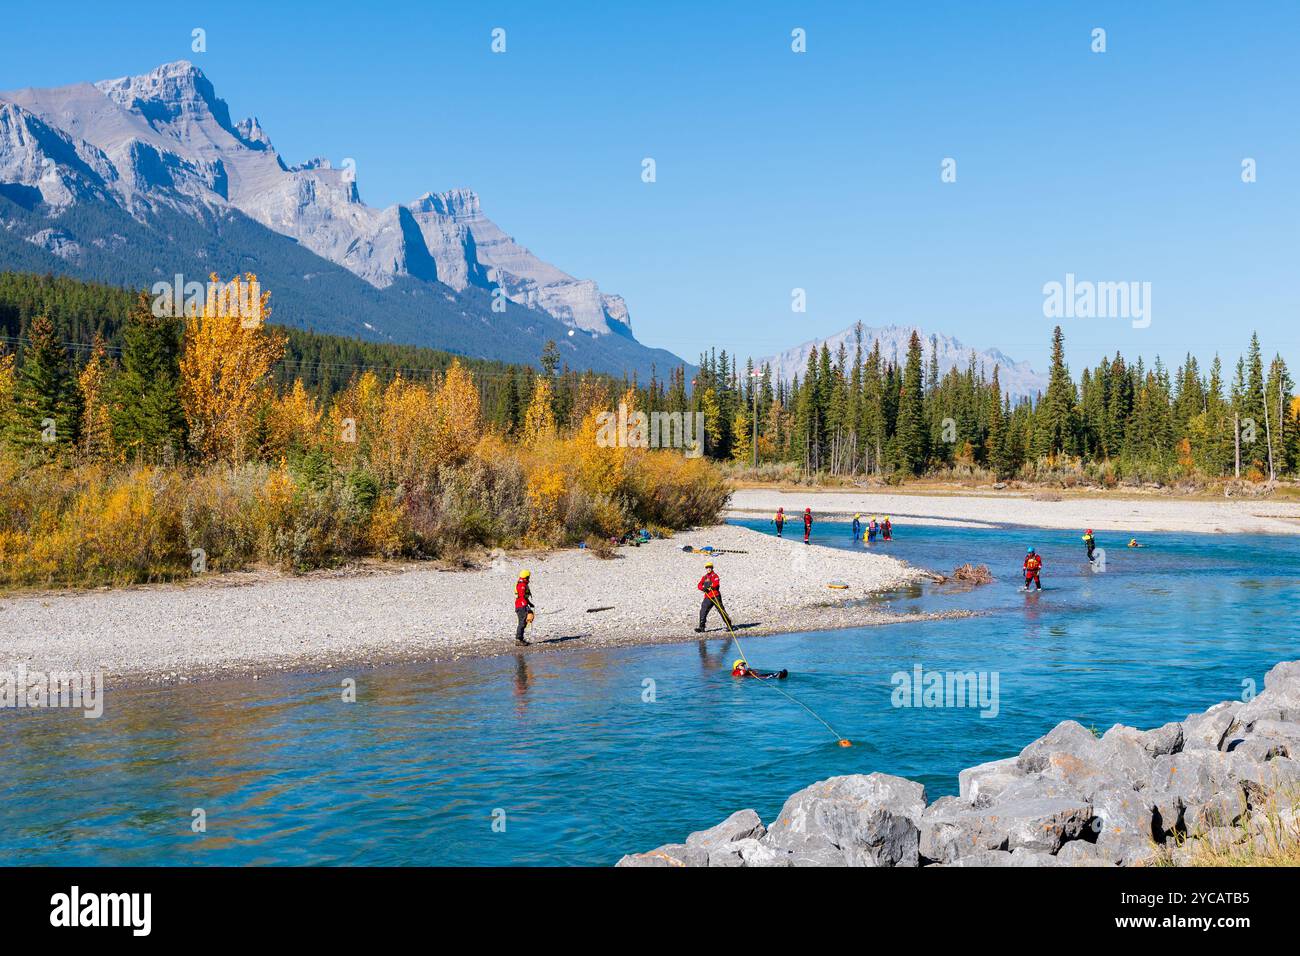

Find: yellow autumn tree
179;274;285;463
328;369;384;468
521;376;557;448
569;375;611;434
77;335;114;461
526;462;566;543
573;385;633;496
431;359;481;466
0;347;16;432
370;374;438;486
265;378;322;457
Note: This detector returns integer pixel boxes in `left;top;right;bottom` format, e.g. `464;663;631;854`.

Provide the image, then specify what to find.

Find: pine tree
987;366;1011;478
110;292;186;460
1035;326;1079;459
894;331;927;475
5;314;81;453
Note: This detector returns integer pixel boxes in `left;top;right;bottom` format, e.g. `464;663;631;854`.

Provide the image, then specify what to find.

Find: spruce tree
894;331;927;475
5;314;82;453
1036;326;1079;458
109;292;186;459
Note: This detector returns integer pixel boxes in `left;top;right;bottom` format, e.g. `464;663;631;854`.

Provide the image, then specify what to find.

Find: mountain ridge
758;323;1047;402
0;61;679;377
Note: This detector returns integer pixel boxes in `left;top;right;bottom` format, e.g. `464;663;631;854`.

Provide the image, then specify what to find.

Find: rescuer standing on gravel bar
515;570;534;645
694;561;729;632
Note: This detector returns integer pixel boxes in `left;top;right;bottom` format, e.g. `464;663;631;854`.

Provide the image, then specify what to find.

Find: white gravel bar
726;487;1300;535
1;524;931;685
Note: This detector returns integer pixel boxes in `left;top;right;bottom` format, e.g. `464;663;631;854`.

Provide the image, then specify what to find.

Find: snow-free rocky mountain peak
1;61;662;372
760;324;1048;403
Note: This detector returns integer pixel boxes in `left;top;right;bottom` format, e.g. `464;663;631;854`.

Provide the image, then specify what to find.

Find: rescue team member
695;560;728;633
1083;529;1096;562
730;658;788;680
774;507;785;537
515;570;534;645
867;516;879;542
852;514;862;538
882;517;893;541
803;507;813;544
1023;547;1043;591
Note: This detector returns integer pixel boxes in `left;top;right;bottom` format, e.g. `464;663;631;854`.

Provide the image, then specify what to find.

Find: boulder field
617;660;1300;867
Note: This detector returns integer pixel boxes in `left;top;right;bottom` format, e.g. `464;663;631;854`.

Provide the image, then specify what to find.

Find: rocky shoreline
617;660;1300;867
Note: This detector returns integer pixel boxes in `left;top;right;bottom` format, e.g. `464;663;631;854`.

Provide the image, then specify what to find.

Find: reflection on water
2;522;1297;865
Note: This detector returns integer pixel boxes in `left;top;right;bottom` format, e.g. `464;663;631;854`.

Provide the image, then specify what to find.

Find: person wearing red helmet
802;507;812;544
1082;529;1096;563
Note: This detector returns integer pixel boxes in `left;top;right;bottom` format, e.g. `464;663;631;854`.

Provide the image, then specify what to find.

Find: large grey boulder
728;838;791;867
1231;660;1300;727
1227;754;1300;815
920;796;1012;863
1038;743;1145;799
985;795;1094;854
615;843;709;867
936;847;1067;867
1089;784;1158;865
1142;749;1296;836
1147;749;1233;833
1135;721;1185;757
685;809;765;850
958;757;1023;808
1225;714;1300;757
1180;701;1242;751
761;773;927;867
920;777;1093;862
1017;720;1100;773
1102;723;1185;764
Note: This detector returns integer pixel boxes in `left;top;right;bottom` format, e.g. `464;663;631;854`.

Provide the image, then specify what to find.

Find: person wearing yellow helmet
730;657;788;680
851;513;862;539
514;570;534;646
882;516;893;541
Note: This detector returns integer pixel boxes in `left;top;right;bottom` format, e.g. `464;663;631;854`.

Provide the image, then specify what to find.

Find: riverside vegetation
0;272;726;589
3;268;1297;587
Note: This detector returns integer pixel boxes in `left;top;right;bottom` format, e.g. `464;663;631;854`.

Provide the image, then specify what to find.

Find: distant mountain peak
234;116;273;152
758;323;1047;402
95;60;238;140
412;188;481;219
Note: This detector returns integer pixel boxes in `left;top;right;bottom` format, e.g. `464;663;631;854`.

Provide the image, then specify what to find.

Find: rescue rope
708;596;851;747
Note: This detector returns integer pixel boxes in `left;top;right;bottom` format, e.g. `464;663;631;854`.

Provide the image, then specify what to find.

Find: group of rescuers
515;512;1143;650
770;506;892;544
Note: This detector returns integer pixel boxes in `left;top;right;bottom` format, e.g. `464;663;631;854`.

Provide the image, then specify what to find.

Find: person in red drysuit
1023;548;1043;591
514;570;534;645
695;561;728;632
802;507;813;544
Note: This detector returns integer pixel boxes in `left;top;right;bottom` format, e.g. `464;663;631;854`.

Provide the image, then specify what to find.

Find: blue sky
3;1;1297;374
